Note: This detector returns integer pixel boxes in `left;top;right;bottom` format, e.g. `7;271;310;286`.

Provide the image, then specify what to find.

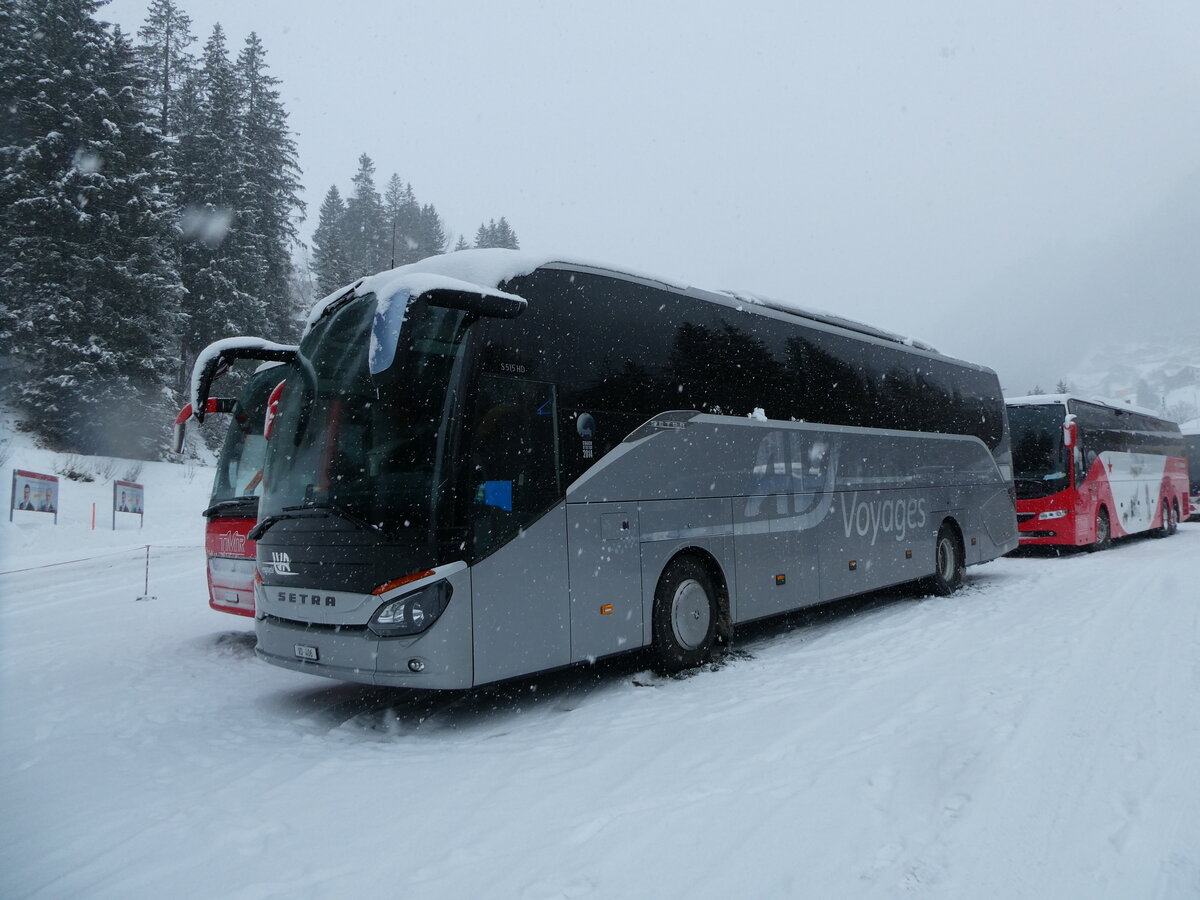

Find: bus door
467;374;572;683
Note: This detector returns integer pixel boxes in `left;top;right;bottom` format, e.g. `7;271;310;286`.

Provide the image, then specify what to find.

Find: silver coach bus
193;251;1017;688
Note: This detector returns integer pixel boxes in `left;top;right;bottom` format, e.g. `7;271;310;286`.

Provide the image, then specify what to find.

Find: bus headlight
1038;510;1068;520
369;581;451;637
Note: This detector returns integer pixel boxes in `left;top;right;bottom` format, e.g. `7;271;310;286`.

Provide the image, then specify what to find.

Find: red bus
1007;394;1189;549
173;365;286;616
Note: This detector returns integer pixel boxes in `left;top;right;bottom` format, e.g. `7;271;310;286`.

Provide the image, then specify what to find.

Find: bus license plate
294;644;319;662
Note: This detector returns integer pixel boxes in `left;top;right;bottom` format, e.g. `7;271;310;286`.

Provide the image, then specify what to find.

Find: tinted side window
478;268;1006;497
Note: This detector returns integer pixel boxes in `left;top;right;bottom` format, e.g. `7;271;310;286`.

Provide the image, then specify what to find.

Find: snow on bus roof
302;249;938;351
1006;393;1166;420
1179;417;1200;436
303;249;702;336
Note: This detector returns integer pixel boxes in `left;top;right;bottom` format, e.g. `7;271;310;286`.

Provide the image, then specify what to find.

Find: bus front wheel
1089;507;1112;551
928;522;965;596
652;555;717;675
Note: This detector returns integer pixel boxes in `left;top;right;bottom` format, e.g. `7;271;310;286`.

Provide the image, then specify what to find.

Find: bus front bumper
253;566;475;689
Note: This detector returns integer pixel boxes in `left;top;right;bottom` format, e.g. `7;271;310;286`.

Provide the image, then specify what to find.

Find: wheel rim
937;536;956;581
1097;511;1109;543
670;578;711;650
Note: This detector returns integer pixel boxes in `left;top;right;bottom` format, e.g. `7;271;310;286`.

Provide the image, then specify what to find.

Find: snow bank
0;446;213;573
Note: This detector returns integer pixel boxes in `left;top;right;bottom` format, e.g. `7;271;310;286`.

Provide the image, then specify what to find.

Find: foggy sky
102;0;1200;392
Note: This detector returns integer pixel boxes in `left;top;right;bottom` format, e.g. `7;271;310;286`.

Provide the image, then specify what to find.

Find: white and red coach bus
172;364;288;616
1007;394;1189;549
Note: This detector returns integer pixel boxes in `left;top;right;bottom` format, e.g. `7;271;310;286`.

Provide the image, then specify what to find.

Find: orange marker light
371;569;436;595
600;604;614;615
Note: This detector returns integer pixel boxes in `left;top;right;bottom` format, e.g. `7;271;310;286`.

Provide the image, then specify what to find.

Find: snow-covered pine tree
135;0;195;135
173;23;260;395
311;185;352;295
84;27;186;454
415;203;448;259
474;219;496;248
382;173;422;267
237;32;304;340
452;235;470;252
0;0;32;353
492;216;519;249
473;217;519;249
343;153;387;277
0;1;183;455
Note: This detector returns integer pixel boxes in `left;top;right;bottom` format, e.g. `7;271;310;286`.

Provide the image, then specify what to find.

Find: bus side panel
566;501;643;663
977;486;1019;555
471;503;571;686
820;489;937;602
638;497;735;638
1098;451;1167;537
732;495;812;622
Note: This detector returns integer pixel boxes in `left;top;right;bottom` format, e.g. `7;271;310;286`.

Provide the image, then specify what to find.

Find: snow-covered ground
3;451;1199;898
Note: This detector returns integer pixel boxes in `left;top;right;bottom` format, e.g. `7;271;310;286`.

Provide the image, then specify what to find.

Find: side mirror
426;287;526;319
263;380;286;440
369;286;525;384
171;398;236;452
1063;421;1077;448
172;404;193;454
191;338;299;422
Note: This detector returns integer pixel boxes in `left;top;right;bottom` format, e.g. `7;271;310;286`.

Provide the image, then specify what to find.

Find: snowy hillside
3;431;1200;898
1063;336;1200;423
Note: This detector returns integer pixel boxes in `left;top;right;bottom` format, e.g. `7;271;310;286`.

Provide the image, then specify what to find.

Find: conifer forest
0;0;518;458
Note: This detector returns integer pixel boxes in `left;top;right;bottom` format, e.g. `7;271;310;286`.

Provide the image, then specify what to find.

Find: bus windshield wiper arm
288;501;384;534
246;510;315;541
202;495;259;517
249;501;382;541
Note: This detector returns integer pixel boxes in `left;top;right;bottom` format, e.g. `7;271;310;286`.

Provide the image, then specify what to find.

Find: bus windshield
260;294;469;537
1186;434;1200;493
210;366;286;512
1008;403;1069;498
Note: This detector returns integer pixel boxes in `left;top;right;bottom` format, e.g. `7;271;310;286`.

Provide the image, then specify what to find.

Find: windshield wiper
246;510;313;541
202;495;259;517
248;500;385;542
288;501;384;534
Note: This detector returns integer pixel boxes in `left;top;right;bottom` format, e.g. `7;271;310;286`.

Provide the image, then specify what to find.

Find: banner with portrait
113;479;145;528
10;469;58;523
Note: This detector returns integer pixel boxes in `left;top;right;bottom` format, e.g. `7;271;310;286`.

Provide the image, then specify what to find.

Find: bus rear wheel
652;555;717;675
1156;498;1177;537
927;522;964;596
1089;507;1112;551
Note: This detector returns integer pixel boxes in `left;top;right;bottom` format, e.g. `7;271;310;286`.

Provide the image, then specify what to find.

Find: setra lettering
275;591;337;607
